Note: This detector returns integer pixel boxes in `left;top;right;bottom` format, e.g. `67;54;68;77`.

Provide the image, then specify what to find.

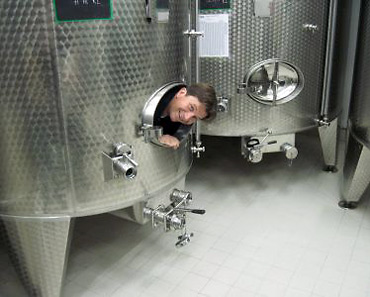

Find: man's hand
158;135;180;149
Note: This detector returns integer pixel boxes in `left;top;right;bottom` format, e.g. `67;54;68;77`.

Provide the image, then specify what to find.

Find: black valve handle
191;209;206;215
247;138;260;148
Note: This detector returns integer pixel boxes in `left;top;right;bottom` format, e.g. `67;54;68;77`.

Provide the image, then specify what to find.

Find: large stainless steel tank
340;0;370;208
0;1;191;296
197;0;340;167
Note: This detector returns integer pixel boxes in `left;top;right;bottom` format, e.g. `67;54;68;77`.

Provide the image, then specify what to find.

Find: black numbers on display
200;0;231;10
54;0;112;22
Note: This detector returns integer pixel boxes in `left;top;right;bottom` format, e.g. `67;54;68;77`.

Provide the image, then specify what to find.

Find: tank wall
0;1;72;215
0;0;191;216
350;0;370;148
199;0;333;136
329;0;361;128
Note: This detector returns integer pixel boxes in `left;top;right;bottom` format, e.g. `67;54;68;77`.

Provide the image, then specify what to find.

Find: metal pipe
194;0;203;154
195;0;200;84
320;0;338;119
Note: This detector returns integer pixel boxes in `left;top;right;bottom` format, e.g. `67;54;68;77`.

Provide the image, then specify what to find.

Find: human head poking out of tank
154;83;217;149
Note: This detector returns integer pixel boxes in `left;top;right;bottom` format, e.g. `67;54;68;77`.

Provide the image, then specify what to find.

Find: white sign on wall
199;14;229;58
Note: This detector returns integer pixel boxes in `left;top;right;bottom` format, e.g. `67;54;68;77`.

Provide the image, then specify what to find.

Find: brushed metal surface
0;1;191;296
199;0;335;136
350;0;370;148
341;0;370;204
341;134;370;202
0;0;191;217
1;216;73;297
318;118;338;167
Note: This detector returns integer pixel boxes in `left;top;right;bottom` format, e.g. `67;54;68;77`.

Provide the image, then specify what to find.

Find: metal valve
170;188;192;205
176;232;193;248
243;130;275;163
217;96;230;113
143;189;205;247
281;143;298;160
315;118;331;127
242;131;299;165
191;144;205;158
247;147;263;163
102;142;138;181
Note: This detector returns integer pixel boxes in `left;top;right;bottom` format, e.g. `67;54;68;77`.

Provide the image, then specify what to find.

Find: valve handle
174;208;206;215
191;209;206;215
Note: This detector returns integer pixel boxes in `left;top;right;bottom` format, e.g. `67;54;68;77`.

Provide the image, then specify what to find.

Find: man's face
167;88;207;125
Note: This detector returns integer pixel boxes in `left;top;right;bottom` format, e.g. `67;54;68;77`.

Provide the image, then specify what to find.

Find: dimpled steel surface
350;0;370;148
200;0;334;136
0;1;190;295
0;0;190;217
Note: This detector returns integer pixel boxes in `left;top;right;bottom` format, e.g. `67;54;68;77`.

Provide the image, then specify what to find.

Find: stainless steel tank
197;0;340;168
0;1;191;296
340;0;370;209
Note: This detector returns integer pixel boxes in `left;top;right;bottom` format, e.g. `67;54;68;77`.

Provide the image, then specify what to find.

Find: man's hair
186;83;217;120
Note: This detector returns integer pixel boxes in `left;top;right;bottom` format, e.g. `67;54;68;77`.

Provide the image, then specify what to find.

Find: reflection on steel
239;59;304;106
340;0;370;208
302;23;319;33
319;118;338;172
0;1;190;296
200;0;340;167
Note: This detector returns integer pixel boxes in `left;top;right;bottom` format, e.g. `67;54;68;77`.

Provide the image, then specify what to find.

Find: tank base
0;216;74;297
341;133;370;207
323;165;338;172
338;200;358;209
318;118;338;169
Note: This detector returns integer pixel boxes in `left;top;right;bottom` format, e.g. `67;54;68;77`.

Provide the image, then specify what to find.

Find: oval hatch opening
245;59;304;105
141;81;188;146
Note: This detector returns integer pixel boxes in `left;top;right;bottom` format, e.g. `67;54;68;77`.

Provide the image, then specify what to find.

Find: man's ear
178;87;187;97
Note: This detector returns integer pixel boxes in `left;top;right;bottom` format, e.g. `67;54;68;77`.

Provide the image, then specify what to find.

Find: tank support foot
338;200;358;209
323;165;338;172
341;133;370;208
318;118;338;169
0;216;73;297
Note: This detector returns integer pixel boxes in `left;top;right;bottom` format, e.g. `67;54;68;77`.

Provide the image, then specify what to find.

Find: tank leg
340;133;370;209
0;216;74;297
318;118;338;172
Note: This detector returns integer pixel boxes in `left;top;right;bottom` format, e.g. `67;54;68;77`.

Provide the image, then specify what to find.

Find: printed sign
54;0;112;22
199;14;229;57
200;0;231;10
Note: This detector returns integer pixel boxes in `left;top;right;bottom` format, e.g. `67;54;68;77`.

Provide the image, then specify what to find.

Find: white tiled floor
1;130;370;297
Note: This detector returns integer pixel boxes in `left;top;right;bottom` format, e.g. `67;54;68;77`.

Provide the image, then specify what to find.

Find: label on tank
199;14;229;57
53;0;113;22
200;0;231;10
157;0;169;23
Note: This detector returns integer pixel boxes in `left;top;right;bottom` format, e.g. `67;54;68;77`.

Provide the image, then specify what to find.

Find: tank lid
245;59;304;105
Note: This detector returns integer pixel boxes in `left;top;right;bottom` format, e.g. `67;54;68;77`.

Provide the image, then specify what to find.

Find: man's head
165;83;217;125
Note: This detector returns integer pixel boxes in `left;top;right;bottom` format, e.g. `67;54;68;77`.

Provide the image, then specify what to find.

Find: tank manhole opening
141;81;189;146
244;59;304;105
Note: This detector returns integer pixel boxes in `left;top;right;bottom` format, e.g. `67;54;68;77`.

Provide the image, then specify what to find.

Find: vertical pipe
193;0;202;149
339;0;361;128
320;0;338;119
195;0;200;84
